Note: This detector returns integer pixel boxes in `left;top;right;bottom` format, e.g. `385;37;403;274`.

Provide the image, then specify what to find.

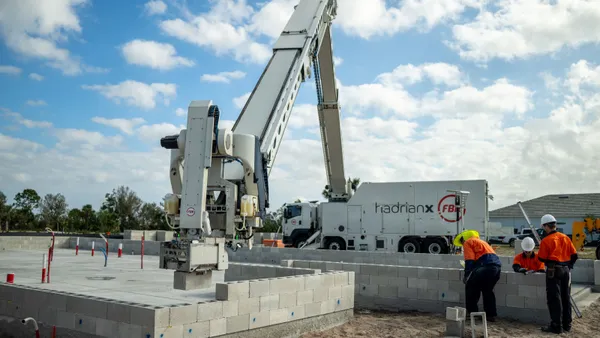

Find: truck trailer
282;179;490;254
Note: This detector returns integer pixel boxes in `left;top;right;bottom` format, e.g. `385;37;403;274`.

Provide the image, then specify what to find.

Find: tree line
0;186;168;234
0;178;361;234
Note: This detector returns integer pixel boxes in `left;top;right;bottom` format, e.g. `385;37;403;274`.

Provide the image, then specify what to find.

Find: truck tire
326;237;346;250
509;238;516;247
293;237;308;248
424;238;447;254
399;238;420;253
596;245;600;260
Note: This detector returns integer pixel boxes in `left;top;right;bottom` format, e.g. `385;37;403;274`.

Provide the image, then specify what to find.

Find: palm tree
322;177;360;199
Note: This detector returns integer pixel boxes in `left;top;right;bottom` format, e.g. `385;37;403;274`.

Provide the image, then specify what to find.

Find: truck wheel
326;238;346;250
399;238;420;253
425;239;446;254
596;245;600;260
294;237;308;248
509;238;516;247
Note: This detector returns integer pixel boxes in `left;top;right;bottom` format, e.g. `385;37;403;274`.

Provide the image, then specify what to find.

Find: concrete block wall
0;271;354;337
69;237;161;256
225;262;320;282
214;271;354;334
283;259;550;324
229;247;596;284
123;230;158;241
0;236;70;252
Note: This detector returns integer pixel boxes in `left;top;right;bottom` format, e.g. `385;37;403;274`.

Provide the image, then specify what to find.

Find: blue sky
1;0;600;212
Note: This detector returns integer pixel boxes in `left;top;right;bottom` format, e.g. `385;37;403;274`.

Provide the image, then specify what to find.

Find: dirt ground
302;298;600;338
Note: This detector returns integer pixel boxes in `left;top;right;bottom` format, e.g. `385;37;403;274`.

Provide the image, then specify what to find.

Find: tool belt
546;263;569;279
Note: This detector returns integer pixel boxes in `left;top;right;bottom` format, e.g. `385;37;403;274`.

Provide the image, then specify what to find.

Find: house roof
490;193;600;219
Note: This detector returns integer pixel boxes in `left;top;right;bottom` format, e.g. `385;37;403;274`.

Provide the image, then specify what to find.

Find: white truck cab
282;202;318;248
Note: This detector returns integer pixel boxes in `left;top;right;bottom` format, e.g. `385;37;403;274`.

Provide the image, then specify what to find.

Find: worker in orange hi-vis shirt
513;237;545;274
537;214;578;335
454;230;502;322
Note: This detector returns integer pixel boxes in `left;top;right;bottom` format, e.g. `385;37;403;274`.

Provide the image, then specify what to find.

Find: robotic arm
158;0;344;289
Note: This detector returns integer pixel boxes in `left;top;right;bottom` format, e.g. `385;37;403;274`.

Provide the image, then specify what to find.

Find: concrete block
418;289;438;301
249;279;270;298
280;259;294;267
249;311;270;329
56;311;76;330
378;265;399;277
370;275;389;286
305;274;323;290
343;263;361;273
334;272;349;286
418;267;439;279
74;314;97;334
216;281;250;301
198;301;223;322
397;287;418;299
408;278;428;289
360;264;379;275
304;301;322;318
183;320;209;337
348;271;355;285
446;306;467;321
279;292;298;308
446;319;465;337
296;261;312;269
209;318;226;336
359;284;378;297
269;277;292;295
594;260;600;286
270;308;289;325
518;285;537;297
325;262;343;271
106;301;131;323
226;314;250;334
222;300;239;317
66;296;108;319
506;295;525;308
259;294;279;312
95;318;120;337
170;303;198;326
440;290;460;302
297;289;314;306
378;285;398;299
238;297;259;315
524;297;546;310
329;286;342;300
438;269;461;281
429;279;450;291
322;273;335;288
357;274;370;284
321;299;336;314
130;305;170;327
174;270;213;290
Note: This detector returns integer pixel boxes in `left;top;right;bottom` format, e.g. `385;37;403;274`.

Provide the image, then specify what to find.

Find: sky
1;0;600;214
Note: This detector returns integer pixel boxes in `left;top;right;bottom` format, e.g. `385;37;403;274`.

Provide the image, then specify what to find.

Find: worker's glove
518;268;527;274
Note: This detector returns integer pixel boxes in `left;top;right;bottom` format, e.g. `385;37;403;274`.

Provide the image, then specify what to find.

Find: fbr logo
437;194;466;223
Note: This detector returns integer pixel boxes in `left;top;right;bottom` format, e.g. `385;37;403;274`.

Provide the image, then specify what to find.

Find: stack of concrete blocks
156;230;175;242
124;230;158;241
228;247;596;284
215;270;354;335
445;306;466;338
225;262;320;282
282;259;550;324
0;236;70;252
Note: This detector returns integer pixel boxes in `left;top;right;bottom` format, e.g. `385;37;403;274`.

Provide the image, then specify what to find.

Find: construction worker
512;237;545;274
537;214;578;334
454;230;502;322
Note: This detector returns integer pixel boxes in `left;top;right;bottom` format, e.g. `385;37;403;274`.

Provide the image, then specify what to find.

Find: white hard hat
521;237;535;252
541;214;557;226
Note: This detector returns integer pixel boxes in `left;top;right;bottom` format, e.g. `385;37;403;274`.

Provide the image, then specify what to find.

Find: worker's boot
540;324;562;334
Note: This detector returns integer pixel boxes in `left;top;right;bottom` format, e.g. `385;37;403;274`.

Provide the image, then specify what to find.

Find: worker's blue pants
465;264;501;317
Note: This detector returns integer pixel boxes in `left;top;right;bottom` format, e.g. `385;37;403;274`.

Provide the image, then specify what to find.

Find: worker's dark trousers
465;264;501;317
546;266;572;329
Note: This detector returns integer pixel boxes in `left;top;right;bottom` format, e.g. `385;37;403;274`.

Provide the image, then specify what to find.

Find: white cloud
449;0;600;63
26;100;47;107
1;109;53;128
335;0;482;39
144;1;167;15
82;80;177;110
376;62;465;87
0;65;22;75
201;70;246;83
29;73;44;81
333;56;343;67
175;108;186;116
121;39;194;70
4;59;600;219
91;117;146;135
0;0;105;75
136;123;183;143
233;92;251;109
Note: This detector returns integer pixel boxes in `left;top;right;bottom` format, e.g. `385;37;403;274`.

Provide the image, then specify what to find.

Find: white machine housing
283;179;490;254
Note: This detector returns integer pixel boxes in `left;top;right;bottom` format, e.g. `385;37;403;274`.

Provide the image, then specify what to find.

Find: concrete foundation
0;249;354;337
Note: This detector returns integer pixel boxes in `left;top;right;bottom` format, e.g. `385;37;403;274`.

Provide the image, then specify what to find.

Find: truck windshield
285;205;302;219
